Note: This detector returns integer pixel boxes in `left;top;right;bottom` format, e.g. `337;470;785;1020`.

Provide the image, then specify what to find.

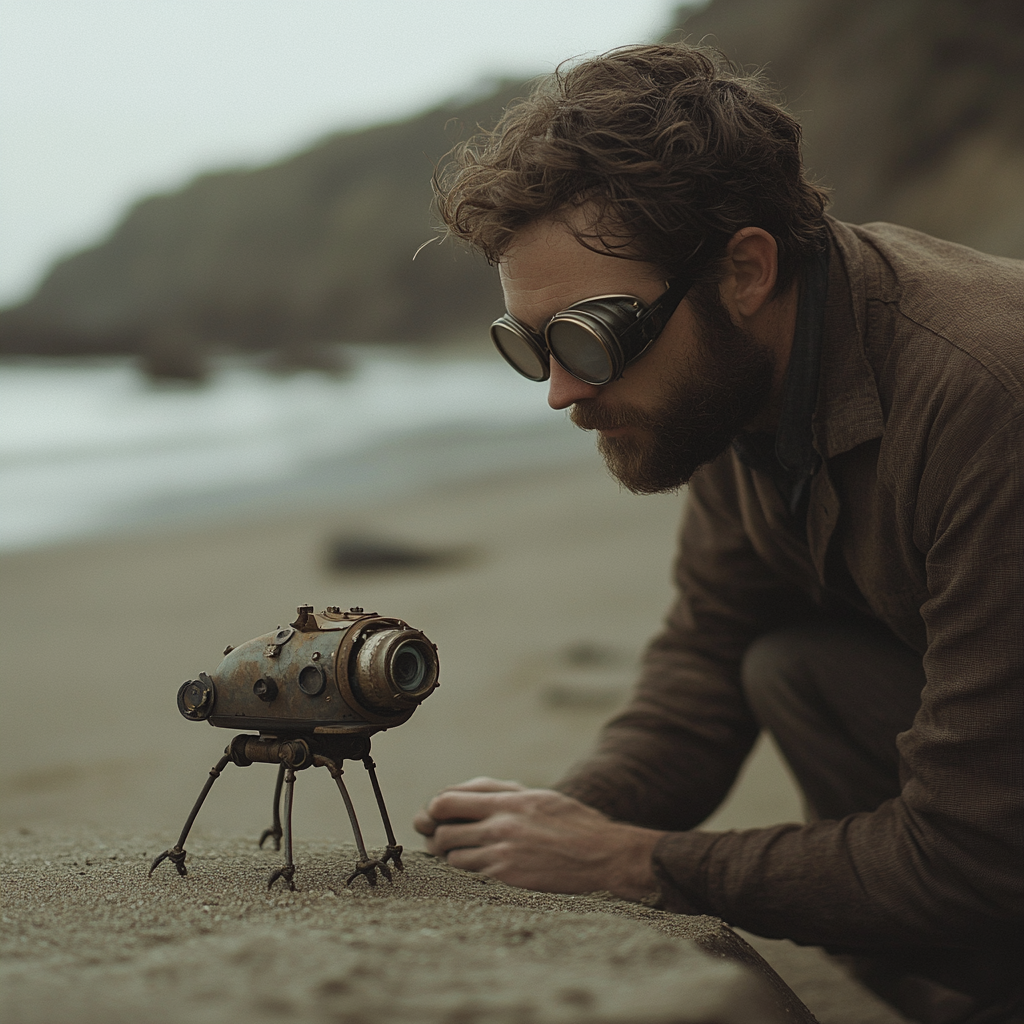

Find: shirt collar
733;237;830;515
813;218;885;460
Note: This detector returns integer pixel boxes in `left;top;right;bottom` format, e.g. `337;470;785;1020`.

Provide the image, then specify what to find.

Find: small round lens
177;675;215;721
391;642;427;692
547;320;615;384
349;625;439;715
491;324;548;381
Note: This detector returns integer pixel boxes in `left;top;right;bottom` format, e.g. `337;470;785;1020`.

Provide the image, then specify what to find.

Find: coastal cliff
2;0;1021;364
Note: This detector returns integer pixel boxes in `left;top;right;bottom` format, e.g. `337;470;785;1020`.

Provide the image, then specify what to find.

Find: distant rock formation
2;0;1021;365
0;84;521;364
672;0;1024;256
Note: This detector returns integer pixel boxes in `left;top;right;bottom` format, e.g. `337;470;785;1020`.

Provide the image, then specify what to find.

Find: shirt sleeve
649;414;1024;952
555;451;819;832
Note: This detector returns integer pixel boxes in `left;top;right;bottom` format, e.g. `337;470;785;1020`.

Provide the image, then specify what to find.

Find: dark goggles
490;276;692;385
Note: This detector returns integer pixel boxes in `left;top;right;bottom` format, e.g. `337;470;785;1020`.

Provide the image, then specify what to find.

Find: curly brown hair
435;44;830;293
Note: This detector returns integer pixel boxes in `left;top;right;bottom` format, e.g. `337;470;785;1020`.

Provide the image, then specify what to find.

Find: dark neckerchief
732;238;830;520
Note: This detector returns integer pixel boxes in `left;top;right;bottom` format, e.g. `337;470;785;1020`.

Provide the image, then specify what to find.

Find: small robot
150;604;439;890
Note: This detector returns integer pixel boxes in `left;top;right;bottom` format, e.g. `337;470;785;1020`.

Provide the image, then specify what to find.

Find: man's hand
413;777;666;900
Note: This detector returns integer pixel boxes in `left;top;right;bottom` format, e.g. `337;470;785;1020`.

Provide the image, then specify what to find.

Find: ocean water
0;350;593;551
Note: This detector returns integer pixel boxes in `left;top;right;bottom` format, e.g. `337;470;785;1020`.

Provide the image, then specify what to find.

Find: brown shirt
557;218;1023;952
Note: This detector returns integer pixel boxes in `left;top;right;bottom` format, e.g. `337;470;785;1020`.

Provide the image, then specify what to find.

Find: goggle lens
490;322;549;382
546;320;615;385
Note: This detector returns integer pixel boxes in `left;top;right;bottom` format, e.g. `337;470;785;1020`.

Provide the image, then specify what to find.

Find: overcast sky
0;0;699;305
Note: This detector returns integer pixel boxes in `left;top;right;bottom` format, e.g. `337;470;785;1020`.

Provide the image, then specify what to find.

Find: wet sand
1;456;906;1023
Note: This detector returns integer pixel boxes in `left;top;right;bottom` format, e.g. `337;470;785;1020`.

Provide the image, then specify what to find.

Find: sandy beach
1;455;907;1023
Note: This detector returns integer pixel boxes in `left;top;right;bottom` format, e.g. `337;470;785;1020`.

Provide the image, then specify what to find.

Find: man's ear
718;227;779;320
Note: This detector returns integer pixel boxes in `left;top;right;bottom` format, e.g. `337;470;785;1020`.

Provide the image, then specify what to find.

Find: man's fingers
415;785;512;840
429;819;498;854
412;808;437;837
427;789;523;824
444;843;507;874
415;779;526;840
443;777;525;794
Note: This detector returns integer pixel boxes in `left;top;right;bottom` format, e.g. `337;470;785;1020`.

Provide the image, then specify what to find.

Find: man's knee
740;626;821;728
740;619;924;759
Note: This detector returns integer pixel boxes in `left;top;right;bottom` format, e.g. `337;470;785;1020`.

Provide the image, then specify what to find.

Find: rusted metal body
151;605;439;890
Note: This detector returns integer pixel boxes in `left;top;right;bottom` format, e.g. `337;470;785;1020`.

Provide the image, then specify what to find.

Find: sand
4;832;818;1024
1;455;908;1023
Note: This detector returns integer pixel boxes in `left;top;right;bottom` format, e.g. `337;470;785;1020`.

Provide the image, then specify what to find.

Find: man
414;44;1023;1022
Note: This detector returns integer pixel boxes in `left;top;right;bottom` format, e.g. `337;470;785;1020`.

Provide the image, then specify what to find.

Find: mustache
569;400;656;432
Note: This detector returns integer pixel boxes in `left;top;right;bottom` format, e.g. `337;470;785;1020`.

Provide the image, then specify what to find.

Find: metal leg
362;756;403;872
149;754;232;878
267;768;297;890
323;759;391;887
258;764;285;850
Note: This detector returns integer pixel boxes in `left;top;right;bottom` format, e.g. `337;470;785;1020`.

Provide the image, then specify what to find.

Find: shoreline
0;350;586;554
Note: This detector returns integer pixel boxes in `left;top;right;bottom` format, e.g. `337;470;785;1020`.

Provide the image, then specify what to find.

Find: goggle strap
617;277;692;354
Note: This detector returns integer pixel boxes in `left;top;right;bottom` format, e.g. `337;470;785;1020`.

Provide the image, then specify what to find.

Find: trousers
739;621;1023;1024
740;618;924;821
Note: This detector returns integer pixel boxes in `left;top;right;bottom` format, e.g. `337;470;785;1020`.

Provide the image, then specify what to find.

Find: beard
570;284;776;494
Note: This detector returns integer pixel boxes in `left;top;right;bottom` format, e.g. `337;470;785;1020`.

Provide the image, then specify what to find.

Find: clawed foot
381;844;404;872
149;846;187;877
267;864;296;891
346;858;393;887
258;825;283;851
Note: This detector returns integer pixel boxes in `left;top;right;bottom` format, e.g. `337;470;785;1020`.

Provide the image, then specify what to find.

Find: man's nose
547;359;601;410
